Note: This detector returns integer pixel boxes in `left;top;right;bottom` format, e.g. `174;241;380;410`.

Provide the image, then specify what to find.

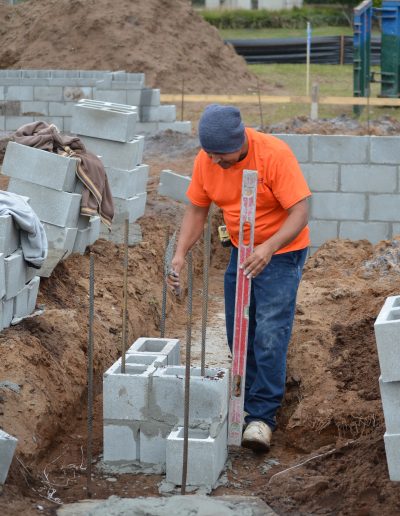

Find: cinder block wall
276;134;400;254
0;70;191;135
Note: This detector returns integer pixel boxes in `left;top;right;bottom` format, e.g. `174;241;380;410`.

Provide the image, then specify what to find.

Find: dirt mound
0;0;258;94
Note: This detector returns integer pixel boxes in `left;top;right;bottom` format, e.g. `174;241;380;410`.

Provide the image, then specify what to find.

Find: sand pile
0;0;258;94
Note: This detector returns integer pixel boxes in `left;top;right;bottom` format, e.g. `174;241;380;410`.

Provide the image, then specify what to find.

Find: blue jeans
224;246;308;431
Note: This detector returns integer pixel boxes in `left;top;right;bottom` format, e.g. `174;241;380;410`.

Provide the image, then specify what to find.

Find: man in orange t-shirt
169;104;311;452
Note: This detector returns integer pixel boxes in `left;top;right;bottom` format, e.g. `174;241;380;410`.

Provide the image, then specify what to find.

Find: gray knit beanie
198;104;245;154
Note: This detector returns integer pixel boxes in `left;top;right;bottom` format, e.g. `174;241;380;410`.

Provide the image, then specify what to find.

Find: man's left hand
241;242;274;279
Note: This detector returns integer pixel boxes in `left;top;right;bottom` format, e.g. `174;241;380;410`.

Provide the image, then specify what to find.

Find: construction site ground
0;128;399;515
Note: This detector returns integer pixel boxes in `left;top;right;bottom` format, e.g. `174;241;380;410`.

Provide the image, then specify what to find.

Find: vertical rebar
86;252;95;498
181;251;193;495
121;219;129;374
200;208;212;376
257;78;264;129
181;78;185;122
160;229;169;338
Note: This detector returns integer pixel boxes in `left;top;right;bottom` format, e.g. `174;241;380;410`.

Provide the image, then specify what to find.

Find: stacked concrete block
158;170;191;204
1;141;101;277
272;134;400;255
374;295;400;481
166;420;228;487
103;337;229;485
0;69;191;134
0;429;18;485
71;99;149;243
0;217;40;329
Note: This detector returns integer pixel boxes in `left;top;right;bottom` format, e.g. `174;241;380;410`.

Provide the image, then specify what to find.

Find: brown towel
13;121;114;228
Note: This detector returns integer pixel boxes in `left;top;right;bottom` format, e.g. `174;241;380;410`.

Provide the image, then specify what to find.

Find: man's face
206;148;245;169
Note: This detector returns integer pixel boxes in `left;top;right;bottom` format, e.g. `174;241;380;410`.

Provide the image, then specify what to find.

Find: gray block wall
274;134;400;254
0;70;191;135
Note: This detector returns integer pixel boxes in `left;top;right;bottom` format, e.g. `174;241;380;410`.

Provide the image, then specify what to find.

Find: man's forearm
175;203;210;259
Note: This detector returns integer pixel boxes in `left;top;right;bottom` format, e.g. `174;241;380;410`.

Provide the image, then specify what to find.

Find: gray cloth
0;191;47;268
198;104;245;154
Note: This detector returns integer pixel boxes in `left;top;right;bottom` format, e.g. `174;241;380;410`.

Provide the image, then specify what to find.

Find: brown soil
0;131;400;515
0;0;259;94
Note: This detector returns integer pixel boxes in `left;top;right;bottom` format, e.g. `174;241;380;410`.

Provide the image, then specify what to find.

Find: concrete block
140;88;160;106
158;170;190;204
392;223;400;237
311;135;369;163
140;106;160;122
0;116;5;130
88;216;101;245
158;105;176;123
7;178;82;227
72;226;90;254
339;222;389;243
127;337;180;366
125;353;167;370
149;366;229;428
14;283;29;319
5;117;34;131
0;87;4;101
103;357;155;421
106;164;149;199
0;429;18;485
4;250;27;299
379;377;400;434
310;193;366;220
371;136;400;164
309;220;338;247
93;89;128;104
274;134;310;163
139;421;172;465
71;100;138;143
103;422;140;463
0;215;19;257
374;296;400;381
2;298;13;329
369;195;400;222
20;101;48;116
341;165;397;193
166;420;228;487
48;102;74;117
6;86;34;101
63;117;71;133
27;276;40;314
37;248;69;278
0;254;4;299
2;142;78;192
112;193;146;223
34;86;63;101
43;223;78;254
99;221;142;246
158;121;192;134
125;90;142;107
136;122;159;134
79;135;144;170
384;432;400;481
301;163;339;192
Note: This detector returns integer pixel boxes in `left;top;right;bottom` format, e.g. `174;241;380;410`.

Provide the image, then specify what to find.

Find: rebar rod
86;252;95;498
181;250;193;495
121;219;129;374
200;208;212;376
160;229;169;338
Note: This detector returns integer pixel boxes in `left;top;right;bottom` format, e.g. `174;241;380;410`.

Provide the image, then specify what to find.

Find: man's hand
241;242;274;279
167;254;185;295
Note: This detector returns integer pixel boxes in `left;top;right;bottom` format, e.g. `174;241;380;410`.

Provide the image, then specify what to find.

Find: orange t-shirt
186;128;311;253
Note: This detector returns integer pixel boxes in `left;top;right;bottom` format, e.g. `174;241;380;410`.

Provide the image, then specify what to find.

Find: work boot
241;420;272;453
